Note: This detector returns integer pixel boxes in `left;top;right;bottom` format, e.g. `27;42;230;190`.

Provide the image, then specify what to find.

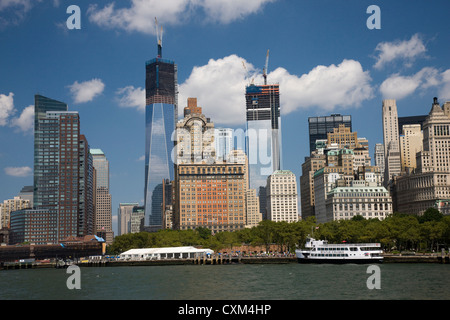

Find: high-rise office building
245;84;281;192
398;115;427;134
300;153;326;220
327;124;361;149
40;111;82;240
394;98;450;215
0;197;31;229
90;149;113;244
215;128;234;161
399;124;423;172
175;98;215;164
11;101;95;244
118;203;139;236
266;170;299;223
308;114;352;154
245;189;261;228
17;186;33;206
131;206;145;233
33;95;68;208
300;122;370;221
374;143;385;175
79;134;95;237
144;33;178;231
174;161;247;233
417;98;450;173
382;99;401;186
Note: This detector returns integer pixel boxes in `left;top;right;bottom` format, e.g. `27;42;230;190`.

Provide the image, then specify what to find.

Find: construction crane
263;49;269;85
155;17;163;57
242;60;254;85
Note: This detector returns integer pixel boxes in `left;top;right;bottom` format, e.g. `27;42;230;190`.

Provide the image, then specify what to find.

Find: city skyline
1;1;450;235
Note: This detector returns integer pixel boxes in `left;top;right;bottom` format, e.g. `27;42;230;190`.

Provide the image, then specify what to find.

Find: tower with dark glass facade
308;114;352;154
144;33;177;231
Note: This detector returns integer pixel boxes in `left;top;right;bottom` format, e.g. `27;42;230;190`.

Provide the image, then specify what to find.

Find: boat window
361;247;380;251
350;247;357;251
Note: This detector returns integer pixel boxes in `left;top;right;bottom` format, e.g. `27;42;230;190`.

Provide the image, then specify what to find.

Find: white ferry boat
295;238;383;264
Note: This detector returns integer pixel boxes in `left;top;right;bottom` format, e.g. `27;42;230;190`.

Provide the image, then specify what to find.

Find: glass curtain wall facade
215;128;234;161
144;57;177;230
245;84;282;191
90;149;113;241
33;95;68;208
308;114;352;154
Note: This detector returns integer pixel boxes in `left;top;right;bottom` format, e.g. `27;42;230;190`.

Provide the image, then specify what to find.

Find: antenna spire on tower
263;49;269;85
155;17;163;57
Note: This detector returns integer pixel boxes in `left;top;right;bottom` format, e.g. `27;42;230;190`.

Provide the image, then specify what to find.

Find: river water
1;263;449;301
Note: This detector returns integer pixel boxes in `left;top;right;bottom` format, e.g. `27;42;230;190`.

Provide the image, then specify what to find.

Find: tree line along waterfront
107;209;450;256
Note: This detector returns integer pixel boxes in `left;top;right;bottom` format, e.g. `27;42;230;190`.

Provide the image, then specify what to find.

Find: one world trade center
144;24;177;231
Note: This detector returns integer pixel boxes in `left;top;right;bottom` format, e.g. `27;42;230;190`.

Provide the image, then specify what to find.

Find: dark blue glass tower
144;41;177;230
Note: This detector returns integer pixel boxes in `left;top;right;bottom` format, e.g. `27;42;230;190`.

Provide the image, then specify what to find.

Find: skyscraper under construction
144;21;178;231
245;83;282;192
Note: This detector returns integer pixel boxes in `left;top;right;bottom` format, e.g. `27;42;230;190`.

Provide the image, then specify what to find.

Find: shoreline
2;254;449;270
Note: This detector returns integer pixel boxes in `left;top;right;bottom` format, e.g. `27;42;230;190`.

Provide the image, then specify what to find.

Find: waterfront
1;263;449;300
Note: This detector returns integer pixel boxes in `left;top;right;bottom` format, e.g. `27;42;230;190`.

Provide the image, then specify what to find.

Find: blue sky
1;0;449;234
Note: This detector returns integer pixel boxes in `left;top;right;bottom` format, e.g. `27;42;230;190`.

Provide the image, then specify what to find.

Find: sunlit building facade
91;149;113;243
174;162;247;233
266;170;299;223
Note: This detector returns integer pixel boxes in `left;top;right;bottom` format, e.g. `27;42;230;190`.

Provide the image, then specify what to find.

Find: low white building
119;246;214;261
325;183;392;221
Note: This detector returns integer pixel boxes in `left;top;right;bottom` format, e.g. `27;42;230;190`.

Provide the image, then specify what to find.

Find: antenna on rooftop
263;49;269;85
155;17;163;57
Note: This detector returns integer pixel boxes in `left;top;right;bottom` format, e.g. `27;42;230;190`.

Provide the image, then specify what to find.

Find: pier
2;253;450;270
1;260;56;270
76;253;450;267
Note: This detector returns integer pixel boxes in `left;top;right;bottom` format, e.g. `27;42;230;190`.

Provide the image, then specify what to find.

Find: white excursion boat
295;238;384;264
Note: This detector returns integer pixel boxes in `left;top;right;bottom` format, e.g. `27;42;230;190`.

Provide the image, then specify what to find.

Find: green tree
420;220;446;252
196;227;212;241
360;218;390;246
214;231;240;252
253;220;276;252
418;207;444;223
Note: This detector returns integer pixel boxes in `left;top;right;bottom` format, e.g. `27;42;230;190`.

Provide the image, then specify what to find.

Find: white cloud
0;92;15;126
373;33;427;70
379;67;448;100
68;78;105;104
87;0;275;34
10;105;34;133
179;56;374;125
0;0;41;26
179;54;253;125
116;86;145;112
4;166;32;177
88;0;193;34
199;0;276;24
270;59;374;113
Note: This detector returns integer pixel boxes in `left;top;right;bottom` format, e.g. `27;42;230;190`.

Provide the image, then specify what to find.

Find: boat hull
297;258;383;264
